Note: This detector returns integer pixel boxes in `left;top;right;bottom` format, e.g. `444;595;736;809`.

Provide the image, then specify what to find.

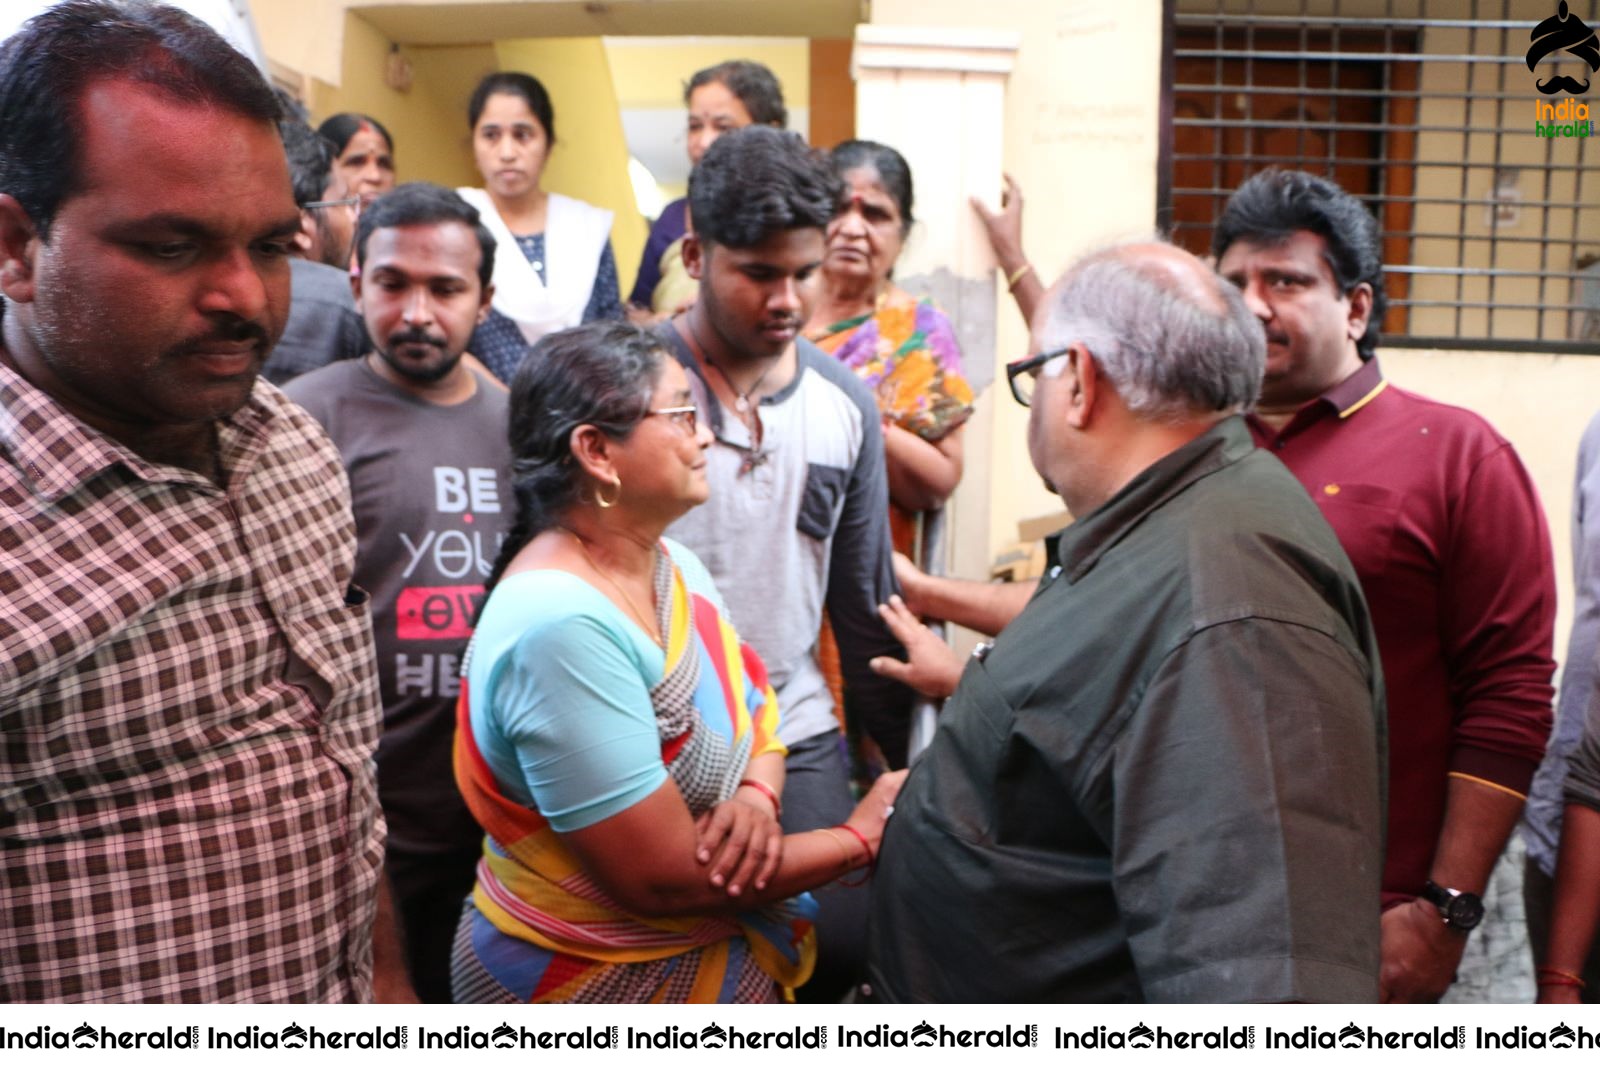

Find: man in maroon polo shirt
1214;169;1555;1003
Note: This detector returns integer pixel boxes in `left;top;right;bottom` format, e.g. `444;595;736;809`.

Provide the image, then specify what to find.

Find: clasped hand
695;794;784;897
1379;898;1467;1003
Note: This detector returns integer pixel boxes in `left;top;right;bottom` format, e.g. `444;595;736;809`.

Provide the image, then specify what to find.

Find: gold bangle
816;828;855;872
1005;263;1034;290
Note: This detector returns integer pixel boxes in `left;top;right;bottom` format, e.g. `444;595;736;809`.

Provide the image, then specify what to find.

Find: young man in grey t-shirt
660;128;912;1001
289;183;511;1002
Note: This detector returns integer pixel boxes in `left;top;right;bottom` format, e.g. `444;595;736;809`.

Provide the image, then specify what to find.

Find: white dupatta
456;187;614;344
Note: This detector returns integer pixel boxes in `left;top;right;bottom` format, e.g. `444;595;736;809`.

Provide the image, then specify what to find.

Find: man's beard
376;327;462;383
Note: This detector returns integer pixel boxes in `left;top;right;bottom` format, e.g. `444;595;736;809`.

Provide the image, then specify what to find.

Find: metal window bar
1174;84;1573;103
1172;187;1596;209
1171;151;1594;173
1165;0;1600;351
1456;0;1476;339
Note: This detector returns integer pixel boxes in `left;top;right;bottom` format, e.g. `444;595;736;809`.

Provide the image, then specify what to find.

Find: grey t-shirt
287;359;512;854
660;328;910;757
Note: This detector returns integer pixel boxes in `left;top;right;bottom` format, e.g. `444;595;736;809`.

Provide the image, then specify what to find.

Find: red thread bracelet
737;778;781;820
835;823;874;887
1536;966;1587;989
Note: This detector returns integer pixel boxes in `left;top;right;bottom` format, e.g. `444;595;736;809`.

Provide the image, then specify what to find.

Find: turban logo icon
1527;1;1600;94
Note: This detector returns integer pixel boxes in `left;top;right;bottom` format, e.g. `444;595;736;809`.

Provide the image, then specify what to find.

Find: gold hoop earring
595;478;621;509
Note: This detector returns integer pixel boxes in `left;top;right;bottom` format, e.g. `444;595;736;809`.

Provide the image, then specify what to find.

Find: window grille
1161;0;1600;352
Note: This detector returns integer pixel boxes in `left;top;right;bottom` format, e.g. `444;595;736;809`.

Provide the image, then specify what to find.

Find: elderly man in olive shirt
867;241;1386;1003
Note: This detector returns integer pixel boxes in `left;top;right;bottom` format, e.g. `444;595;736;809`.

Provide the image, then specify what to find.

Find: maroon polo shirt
1247;357;1555;907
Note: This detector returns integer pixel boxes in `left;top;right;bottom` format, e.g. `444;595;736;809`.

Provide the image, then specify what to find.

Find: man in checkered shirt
0;1;406;1002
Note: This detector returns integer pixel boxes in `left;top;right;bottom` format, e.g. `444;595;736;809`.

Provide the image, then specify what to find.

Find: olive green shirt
869;416;1386;1003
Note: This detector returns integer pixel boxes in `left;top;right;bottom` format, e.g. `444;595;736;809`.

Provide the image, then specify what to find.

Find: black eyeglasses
650;404;699;435
1005;347;1071;407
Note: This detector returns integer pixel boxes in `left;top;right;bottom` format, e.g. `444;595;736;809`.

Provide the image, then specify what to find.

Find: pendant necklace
707;358;770;415
675;315;773;475
679;316;773;416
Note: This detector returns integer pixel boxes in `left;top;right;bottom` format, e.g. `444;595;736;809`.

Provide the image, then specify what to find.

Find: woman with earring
459;72;624;382
451;322;904;1003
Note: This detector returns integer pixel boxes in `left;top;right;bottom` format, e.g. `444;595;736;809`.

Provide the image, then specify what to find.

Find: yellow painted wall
603;37;810;111
307;13;488;190
494;38;648;293
252;0;344;87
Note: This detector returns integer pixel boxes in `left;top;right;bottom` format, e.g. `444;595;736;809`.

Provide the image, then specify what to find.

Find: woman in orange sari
452;323;903;1003
805;140;974;558
805;142;973;773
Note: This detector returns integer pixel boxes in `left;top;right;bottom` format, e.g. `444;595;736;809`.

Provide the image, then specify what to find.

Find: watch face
1445;893;1485;929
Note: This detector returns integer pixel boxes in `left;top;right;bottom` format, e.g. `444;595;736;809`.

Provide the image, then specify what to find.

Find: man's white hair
1038;240;1265;423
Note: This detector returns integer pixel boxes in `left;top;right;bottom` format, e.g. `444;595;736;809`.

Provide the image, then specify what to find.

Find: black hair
829;139;914;235
1212;168;1388;359
685;60;787;127
481;322;666;598
273;85;309;125
355;182;497;291
689;126;843;250
0;0;281;237
468;72;556;145
279;119;336;207
316;112;395;158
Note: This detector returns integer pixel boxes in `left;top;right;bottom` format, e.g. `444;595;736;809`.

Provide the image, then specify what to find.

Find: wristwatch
1420;880;1485;931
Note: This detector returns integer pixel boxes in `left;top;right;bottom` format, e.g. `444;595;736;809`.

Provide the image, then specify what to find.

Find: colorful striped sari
451;546;817;1003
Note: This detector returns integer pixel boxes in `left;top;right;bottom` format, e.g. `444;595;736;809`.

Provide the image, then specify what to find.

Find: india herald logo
1528;1;1600;94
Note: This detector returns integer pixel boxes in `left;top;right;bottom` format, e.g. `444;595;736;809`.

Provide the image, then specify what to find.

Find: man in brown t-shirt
289;182;510;1002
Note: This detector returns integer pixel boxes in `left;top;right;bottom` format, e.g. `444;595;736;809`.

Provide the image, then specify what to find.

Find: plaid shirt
0;361;384;1003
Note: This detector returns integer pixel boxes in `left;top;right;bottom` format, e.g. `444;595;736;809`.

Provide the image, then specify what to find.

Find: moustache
386;327;449;351
1537;74;1592;94
167;317;271;358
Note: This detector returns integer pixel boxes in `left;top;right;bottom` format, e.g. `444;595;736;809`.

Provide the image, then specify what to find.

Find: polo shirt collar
1319;355;1388;419
1246;356;1389;445
1054;415;1255;582
0;357;277;503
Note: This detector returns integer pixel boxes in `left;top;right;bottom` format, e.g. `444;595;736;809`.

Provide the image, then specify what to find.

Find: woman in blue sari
452;322;904;1003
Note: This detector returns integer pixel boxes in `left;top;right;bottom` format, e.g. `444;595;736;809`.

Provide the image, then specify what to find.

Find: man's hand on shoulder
1379;898;1467;1003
